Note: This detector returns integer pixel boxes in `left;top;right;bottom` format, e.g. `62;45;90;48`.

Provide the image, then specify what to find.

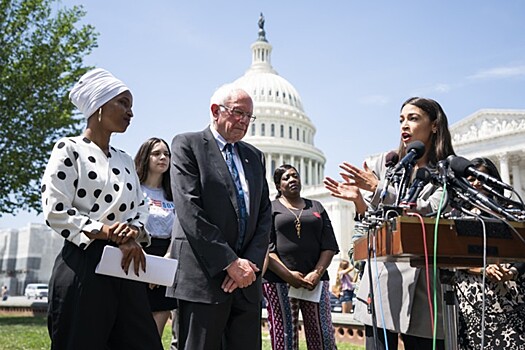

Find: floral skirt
455;269;525;350
262;281;337;350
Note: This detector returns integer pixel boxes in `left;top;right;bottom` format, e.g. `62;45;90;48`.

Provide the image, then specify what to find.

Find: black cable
366;227;379;349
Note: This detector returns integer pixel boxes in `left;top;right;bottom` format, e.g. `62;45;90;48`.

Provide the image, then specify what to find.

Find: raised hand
339;161;379;193
323;175;368;214
323;176;362;202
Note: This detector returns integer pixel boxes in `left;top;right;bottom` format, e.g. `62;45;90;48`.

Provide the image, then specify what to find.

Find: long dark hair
134;137;173;201
397;97;455;167
471;157;504;196
273;164;298;199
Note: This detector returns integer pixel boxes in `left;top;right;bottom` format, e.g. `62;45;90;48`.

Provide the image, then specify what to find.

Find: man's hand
225;258;259;289
221;275;239;293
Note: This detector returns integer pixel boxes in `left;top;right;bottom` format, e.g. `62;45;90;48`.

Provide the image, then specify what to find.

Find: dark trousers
365;326;399;350
178;289;261;350
365;325;445;350
48;240;163;350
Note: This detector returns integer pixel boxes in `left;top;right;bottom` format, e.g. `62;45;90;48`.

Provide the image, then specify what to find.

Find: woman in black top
263;164;339;350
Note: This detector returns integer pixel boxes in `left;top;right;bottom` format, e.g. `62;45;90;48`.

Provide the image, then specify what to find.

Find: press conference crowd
39;68;525;350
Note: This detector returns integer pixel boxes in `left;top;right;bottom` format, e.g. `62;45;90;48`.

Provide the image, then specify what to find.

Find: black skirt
144;237;178;312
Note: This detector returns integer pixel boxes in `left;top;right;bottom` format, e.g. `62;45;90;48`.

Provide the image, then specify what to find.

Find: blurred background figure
1;285;8;301
333;260;356;314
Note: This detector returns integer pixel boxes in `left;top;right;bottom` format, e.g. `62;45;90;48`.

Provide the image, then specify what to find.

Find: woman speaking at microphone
324;97;455;350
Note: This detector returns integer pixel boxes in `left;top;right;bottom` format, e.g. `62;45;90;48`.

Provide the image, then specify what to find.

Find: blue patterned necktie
225;144;247;251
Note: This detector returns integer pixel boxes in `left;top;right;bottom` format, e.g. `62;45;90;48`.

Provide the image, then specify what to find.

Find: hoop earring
98;108;103;123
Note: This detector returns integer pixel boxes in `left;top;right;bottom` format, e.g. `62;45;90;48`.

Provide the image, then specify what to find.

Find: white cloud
432;83;452;93
409;83;452;97
468;65;525;80
359;95;389;105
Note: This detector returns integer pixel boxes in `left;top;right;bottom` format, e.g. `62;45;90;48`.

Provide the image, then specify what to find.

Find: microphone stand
447;175;519;221
380;171;393;205
366;228;379;349
440;268;459;350
395;164;413;207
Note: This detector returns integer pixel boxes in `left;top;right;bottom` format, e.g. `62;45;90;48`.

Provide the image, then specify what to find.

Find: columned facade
450;109;525;200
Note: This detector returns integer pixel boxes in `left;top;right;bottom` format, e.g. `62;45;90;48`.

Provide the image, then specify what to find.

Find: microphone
481;183;525;210
400;167;432;208
449;156;513;191
393;141;425;205
380;151;400;203
385;151;399;168
435;159;450;185
446;172;518;221
392;141;425;174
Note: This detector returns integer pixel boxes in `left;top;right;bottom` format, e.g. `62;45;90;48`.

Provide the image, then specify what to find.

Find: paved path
0;296;47;308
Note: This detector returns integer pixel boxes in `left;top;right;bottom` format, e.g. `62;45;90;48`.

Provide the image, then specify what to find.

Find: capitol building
1;17;524;295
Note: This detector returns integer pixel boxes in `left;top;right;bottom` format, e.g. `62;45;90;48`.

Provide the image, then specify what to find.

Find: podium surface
353;216;525;267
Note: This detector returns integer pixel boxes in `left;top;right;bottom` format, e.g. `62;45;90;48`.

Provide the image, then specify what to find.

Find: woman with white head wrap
41;68;163;350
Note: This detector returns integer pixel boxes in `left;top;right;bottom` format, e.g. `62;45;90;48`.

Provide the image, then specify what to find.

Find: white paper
95;245;178;286
288;282;323;303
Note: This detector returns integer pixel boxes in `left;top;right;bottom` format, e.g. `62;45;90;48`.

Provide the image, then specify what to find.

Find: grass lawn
0;315;364;350
0;315;50;350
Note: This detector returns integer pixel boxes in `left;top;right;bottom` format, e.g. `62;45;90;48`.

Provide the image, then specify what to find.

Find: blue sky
2;0;525;228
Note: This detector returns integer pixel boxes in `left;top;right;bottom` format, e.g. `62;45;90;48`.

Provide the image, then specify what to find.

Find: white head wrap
69;68;129;119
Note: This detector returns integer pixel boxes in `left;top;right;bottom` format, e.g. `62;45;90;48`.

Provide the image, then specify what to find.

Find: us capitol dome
232;14;326;192
229;15;356;269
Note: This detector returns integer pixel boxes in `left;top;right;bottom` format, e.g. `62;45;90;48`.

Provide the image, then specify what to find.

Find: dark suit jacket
167;126;272;304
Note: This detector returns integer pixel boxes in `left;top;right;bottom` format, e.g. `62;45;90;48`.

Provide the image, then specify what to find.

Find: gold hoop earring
98;108;102;123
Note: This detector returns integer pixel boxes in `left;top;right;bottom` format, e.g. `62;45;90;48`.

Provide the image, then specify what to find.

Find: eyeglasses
219;105;256;122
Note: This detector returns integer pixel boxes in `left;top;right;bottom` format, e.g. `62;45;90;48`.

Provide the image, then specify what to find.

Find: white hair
209;83;251;123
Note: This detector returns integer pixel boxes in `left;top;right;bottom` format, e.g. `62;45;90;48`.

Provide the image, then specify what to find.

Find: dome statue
232;16;325;190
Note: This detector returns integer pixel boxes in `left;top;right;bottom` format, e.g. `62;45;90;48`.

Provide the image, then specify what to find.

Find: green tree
0;0;98;216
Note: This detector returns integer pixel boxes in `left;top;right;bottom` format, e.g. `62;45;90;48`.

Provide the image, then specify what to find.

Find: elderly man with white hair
167;84;272;350
41;68;163;350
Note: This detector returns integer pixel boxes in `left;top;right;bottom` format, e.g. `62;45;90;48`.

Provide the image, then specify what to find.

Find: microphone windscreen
449;156;473;177
385;151;399;167
406;140;425;159
415;167;431;181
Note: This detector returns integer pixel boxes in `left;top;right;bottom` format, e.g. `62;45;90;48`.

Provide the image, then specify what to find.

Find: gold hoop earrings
98;107;103;123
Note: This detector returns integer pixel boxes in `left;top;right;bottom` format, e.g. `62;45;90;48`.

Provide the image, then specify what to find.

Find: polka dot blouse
41;136;150;249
